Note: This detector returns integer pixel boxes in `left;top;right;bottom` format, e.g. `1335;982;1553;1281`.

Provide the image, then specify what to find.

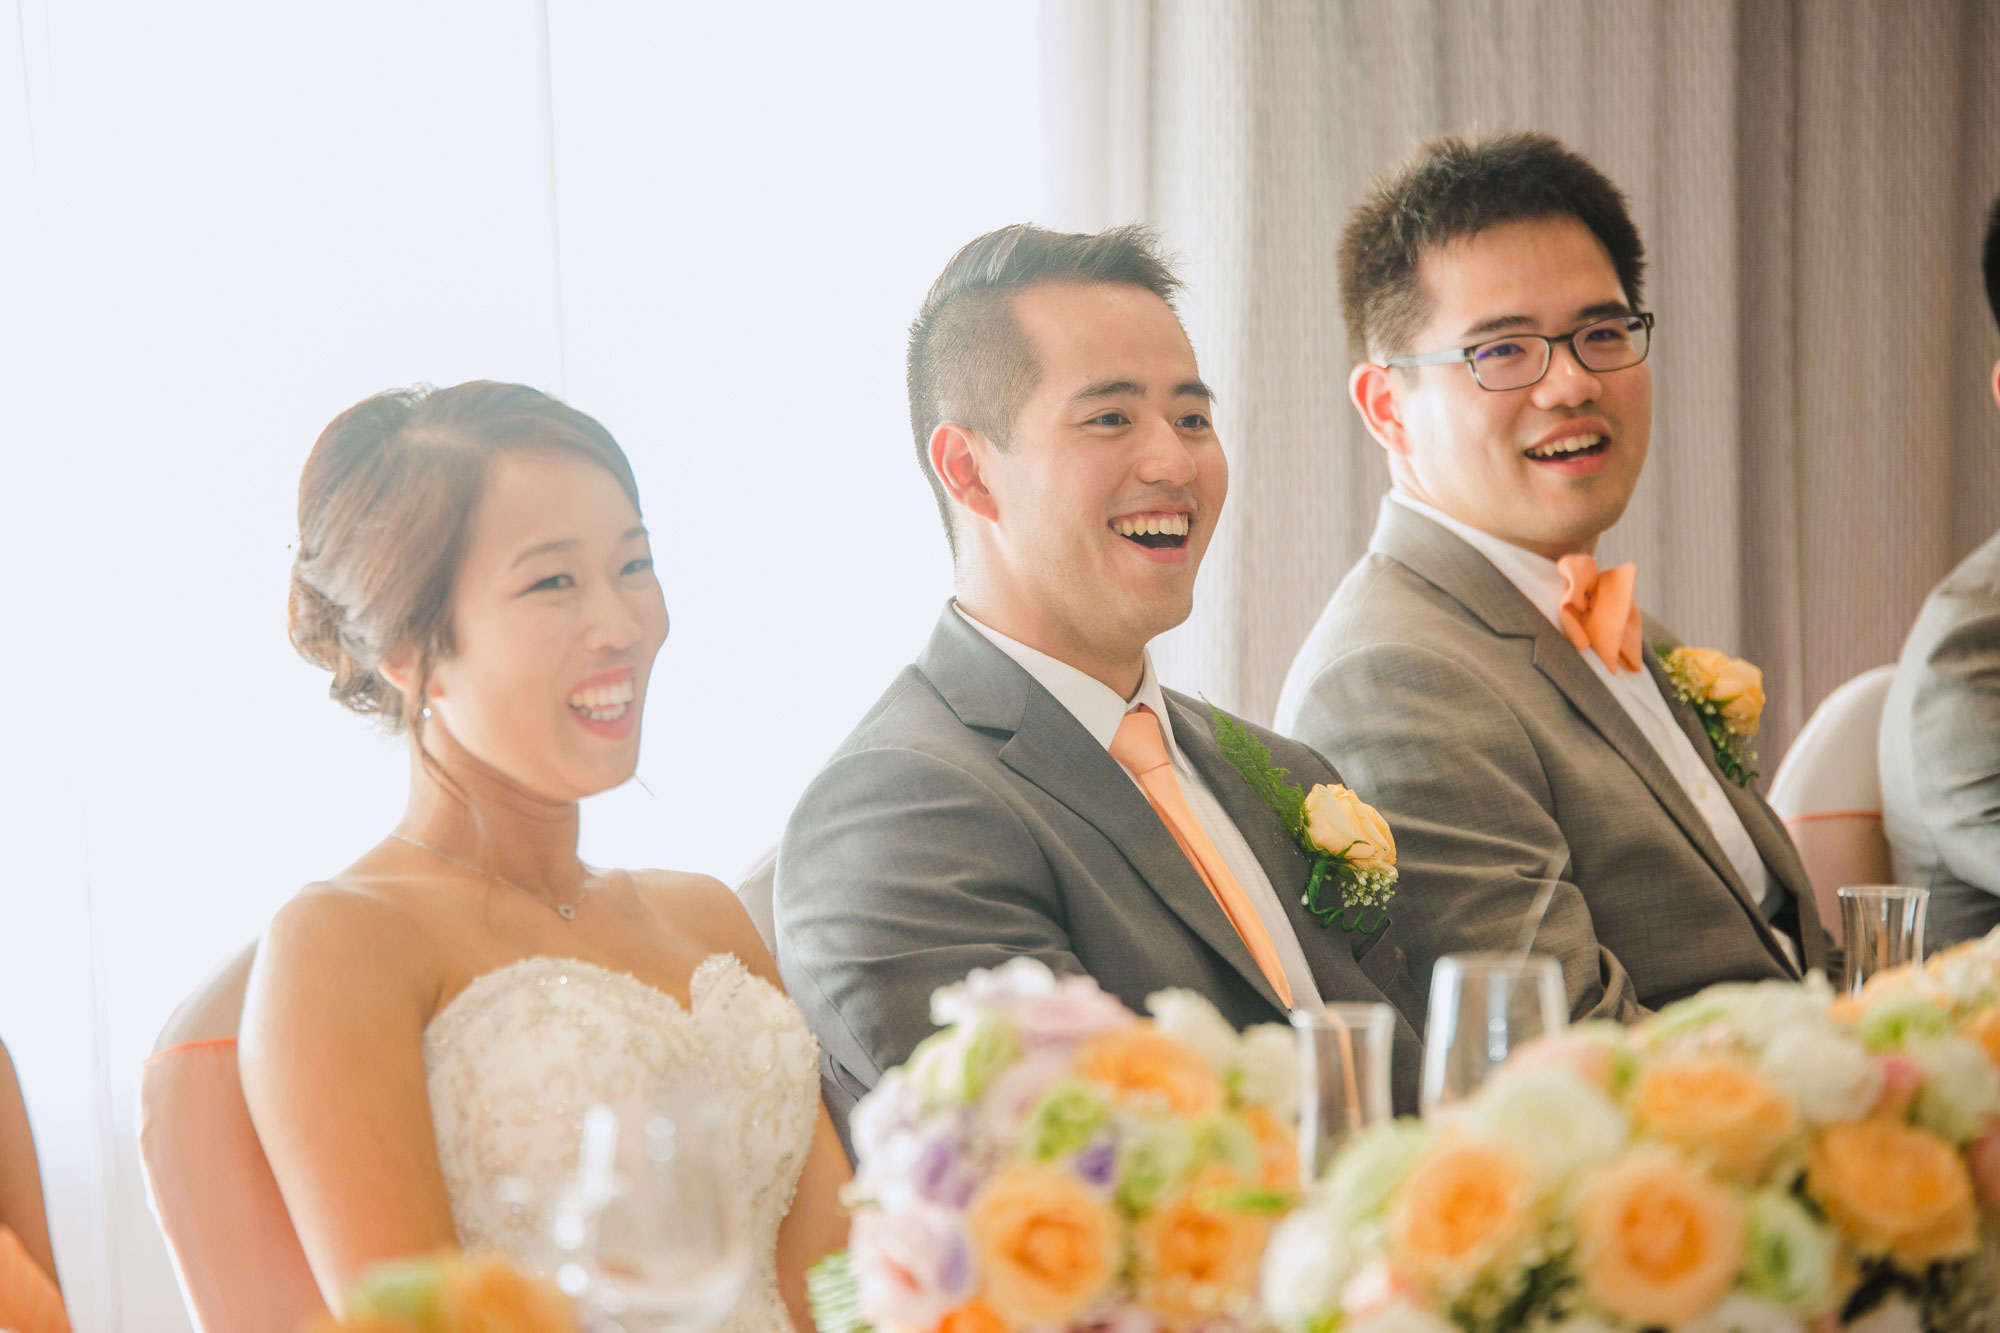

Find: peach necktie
1557;554;1643;674
1110;706;1293;1007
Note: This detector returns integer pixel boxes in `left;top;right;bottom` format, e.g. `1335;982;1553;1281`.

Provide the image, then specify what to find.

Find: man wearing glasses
1275;131;1828;1024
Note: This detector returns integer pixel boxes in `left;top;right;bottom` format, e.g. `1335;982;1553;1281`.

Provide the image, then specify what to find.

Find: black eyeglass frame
1380;311;1657;391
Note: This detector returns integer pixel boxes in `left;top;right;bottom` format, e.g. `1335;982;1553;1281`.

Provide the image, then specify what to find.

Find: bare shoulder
252;878;440;1013
628;869;781;987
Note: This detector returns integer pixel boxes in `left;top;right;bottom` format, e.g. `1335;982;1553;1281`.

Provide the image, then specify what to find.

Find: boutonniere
1654;644;1764;786
1206;702;1396;933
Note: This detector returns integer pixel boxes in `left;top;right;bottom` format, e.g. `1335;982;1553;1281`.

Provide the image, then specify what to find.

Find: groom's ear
1350;361;1410;459
931;422;1000;525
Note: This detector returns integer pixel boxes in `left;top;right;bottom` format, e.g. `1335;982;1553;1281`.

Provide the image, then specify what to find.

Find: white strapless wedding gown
422;953;820;1333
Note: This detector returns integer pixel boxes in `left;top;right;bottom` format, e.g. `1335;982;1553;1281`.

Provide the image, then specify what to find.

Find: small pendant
557;904;575;921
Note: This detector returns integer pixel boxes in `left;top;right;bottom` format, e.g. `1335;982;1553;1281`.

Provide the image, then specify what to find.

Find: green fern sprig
1207;704;1313;856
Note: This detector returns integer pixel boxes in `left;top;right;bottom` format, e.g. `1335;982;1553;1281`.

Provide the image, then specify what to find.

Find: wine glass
1420;952;1566;1115
1291;1001;1396;1186
551;1081;752;1333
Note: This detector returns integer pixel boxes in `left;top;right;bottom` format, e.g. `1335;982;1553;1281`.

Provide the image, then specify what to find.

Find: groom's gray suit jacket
774;607;1424;1137
1274;503;1829;1025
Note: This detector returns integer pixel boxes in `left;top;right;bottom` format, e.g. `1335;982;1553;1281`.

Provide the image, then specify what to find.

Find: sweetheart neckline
426;951;750;1037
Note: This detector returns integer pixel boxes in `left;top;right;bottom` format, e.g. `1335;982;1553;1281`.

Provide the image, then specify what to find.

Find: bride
240;381;848;1327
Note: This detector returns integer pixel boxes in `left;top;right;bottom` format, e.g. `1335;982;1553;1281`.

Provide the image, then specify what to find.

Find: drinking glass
1838;885;1930;997
551;1082;752;1333
1420;953;1566;1115
1291;1001;1396;1186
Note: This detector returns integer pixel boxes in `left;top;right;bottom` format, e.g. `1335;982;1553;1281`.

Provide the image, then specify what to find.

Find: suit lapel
917;607;1288;1014
1374;506;1798;974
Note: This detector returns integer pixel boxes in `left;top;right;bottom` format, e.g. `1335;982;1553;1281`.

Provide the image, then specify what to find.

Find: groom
775;224;1422;1137
1275;131;1828;1023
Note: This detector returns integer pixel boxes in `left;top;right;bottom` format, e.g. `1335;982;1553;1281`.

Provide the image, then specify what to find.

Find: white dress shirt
955;605;1324;1009
1386;492;1787;930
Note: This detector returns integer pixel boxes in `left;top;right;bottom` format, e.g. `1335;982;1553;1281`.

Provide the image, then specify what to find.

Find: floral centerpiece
1263;929;2000;1333
812;958;1301;1333
305;1251;576;1333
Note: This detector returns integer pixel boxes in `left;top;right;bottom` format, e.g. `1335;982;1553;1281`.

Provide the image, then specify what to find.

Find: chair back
1768;665;1899;947
736;845;779;955
138;943;328;1332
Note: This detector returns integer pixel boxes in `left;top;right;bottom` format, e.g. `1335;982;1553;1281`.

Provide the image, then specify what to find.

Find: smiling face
1354;216;1652;559
947;281;1225;688
424;447;669;803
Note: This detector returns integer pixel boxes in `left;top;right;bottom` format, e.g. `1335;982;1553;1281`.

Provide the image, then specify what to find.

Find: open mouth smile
1524;432;1609;462
1111;512;1191;551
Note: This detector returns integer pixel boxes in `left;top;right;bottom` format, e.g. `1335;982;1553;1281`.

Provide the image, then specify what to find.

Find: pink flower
930;958;1135;1045
977;1047;1079;1143
853;1203;972;1332
1965;1120;2000;1211
1874;1054;1925;1120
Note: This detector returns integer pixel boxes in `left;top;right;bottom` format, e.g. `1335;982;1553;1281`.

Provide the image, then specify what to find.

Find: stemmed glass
551;1081;752;1332
1420;953;1567;1115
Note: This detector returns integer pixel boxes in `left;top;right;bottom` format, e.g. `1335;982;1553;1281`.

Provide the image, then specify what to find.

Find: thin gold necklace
389;831;588;921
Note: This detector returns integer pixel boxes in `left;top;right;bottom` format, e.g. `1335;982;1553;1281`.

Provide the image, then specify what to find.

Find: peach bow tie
1557;553;1643;673
1110;706;1293;1008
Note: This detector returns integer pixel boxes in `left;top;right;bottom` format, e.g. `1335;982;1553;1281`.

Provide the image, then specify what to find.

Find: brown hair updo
289;381;642;733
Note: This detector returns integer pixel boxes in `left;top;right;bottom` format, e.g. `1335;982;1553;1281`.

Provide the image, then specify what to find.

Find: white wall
0;3;1045;1324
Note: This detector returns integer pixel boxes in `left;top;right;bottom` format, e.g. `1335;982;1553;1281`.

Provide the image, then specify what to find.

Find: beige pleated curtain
1045;0;2000;769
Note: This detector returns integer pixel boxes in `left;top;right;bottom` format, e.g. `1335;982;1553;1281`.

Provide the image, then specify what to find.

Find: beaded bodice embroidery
422;953;819;1332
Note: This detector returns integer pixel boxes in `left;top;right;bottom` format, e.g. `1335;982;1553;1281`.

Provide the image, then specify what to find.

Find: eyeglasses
1382;312;1655;391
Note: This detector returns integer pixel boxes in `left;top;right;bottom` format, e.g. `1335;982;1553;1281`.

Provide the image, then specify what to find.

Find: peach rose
1632;1057;1797;1180
1303;785;1396;872
1133;1165;1271;1327
1386;1137;1536;1287
1673;647;1729;692
439;1253;577;1333
1573;1148;1747;1328
1806;1120;1979;1268
935;1299;1009;1333
1240;1105;1300;1191
967;1165;1120;1326
1711;657;1764;736
1075;1025;1225;1117
1961;1009;2000;1072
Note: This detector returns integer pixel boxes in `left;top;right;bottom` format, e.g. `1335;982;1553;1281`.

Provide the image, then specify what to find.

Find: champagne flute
551;1081;752;1333
1420;952;1566;1115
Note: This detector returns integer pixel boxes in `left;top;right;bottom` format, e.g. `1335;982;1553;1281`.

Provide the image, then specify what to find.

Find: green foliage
1207;701;1311;852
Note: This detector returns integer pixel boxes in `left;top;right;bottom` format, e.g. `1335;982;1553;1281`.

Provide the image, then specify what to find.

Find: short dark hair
906;223;1183;550
1984;192;2000;332
1339;130;1647;363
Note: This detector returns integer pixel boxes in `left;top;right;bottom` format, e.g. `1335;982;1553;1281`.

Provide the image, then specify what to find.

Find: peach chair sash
139;1038;328;1331
0;1223;68;1333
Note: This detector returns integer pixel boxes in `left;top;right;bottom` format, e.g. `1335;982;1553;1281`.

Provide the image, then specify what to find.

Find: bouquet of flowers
1263;930;2000;1333
815;958;1301;1333
305;1251;577;1333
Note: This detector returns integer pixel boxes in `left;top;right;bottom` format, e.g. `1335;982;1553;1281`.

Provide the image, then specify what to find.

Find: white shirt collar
1386;490;1577;634
953;604;1180;758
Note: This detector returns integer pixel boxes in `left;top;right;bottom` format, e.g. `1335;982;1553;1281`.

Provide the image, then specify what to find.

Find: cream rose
1711;656;1765;736
1673;647;1729;692
1304;784;1395;872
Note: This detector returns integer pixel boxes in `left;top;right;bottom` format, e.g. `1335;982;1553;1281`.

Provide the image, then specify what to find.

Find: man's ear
929;422;999;524
1350;360;1410;458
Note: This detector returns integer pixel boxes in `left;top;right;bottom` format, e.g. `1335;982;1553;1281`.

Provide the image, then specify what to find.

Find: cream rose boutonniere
1205;701;1397;933
1656;643;1764;786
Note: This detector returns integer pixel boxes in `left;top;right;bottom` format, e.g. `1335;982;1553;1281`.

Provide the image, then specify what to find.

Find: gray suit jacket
1274;503;1827;1024
775;607;1425;1139
1881;530;2000;948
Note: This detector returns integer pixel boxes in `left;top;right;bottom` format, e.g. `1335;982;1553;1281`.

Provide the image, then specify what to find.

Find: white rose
1145;987;1238;1072
1757;1026;1884;1124
1911;1035;2000;1141
1322;1120;1431;1226
1472;1066;1627;1185
1304;784;1396;872
1677;1292;1803;1333
1259;1203;1355;1330
1232;1023;1301;1122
